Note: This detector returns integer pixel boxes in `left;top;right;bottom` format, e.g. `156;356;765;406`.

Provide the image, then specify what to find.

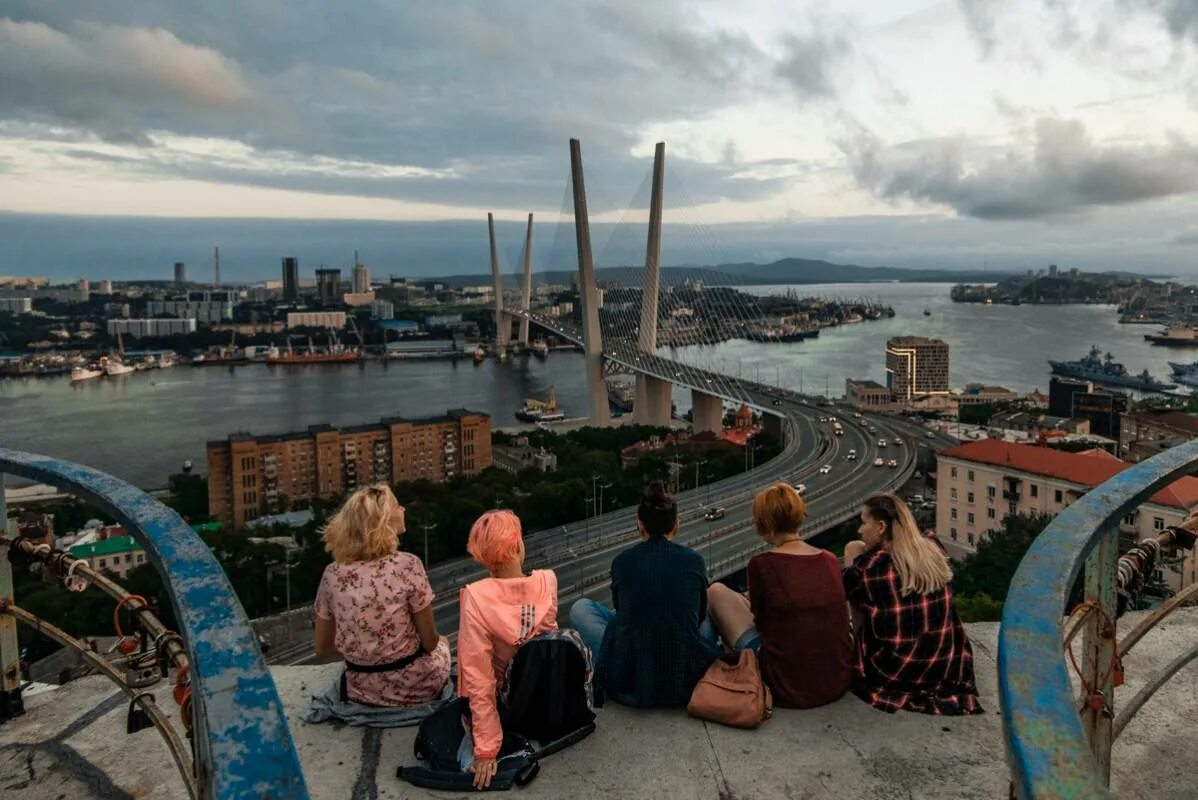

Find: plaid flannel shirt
843;537;984;716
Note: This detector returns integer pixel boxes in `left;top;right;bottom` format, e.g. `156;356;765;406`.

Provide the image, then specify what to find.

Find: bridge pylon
633;141;674;428
569;139;611;425
518;213;533;348
487;213;509;353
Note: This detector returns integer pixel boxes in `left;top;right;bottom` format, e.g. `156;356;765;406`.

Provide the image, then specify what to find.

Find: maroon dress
747;550;853;708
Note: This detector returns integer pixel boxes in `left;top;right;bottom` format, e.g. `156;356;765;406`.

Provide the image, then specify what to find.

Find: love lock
126;696;155;735
124;652;161;690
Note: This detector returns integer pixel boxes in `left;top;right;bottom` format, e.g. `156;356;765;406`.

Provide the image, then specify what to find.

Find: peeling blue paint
998;438;1198;799
0;449;309;799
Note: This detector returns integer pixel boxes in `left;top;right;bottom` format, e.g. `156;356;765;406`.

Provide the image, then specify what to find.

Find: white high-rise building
352;264;370;294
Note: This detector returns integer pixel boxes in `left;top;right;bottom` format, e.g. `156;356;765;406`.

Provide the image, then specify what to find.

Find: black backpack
398;630;598;791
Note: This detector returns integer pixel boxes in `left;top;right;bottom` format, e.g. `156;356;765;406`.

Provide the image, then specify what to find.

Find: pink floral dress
314;551;451;707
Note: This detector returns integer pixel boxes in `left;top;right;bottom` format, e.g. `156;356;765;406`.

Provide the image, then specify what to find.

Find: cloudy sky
5;0;1198;274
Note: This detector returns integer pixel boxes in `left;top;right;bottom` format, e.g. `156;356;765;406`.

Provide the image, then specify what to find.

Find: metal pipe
1112;643;1198;741
1;603;197;800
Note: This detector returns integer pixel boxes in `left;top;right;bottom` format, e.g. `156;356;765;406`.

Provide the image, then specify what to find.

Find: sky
5;1;1198;278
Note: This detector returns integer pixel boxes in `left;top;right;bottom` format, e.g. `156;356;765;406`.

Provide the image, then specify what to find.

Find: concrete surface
3;613;1198;799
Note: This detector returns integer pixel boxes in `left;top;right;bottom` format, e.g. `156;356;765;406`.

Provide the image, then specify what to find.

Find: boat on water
70;366;102;382
104;359;135;377
516;386;566;422
265;349;359;365
1169;360;1198;388
1145;324;1198;347
923;309;931;316
1049;345;1176;392
531;339;549;359
473;345;486;364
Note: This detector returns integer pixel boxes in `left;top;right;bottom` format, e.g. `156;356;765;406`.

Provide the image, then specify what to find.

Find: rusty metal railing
999;439;1198;798
0;448;308;799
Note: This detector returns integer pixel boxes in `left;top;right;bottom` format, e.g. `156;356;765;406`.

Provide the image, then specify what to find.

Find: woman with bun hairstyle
842;493;982;715
569;481;719;707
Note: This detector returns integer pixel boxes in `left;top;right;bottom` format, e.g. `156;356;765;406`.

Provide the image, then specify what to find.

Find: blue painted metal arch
0;448;308;800
998;438;1198;799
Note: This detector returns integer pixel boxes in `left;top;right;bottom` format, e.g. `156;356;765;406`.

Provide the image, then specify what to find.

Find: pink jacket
457;569;558;760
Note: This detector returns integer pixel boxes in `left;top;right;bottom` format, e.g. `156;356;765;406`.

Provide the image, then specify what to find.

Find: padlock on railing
126;695;154;734
124;650;161;689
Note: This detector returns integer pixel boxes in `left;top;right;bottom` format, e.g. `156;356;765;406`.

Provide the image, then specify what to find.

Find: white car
887;458;898;468
877;439;887;447
793;483;807;494
873;458;885;467
819;464;832;474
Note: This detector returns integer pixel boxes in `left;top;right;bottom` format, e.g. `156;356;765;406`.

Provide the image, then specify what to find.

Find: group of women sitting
311;480;982;788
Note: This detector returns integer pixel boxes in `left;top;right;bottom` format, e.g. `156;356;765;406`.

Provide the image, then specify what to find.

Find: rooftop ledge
3;613;1197;799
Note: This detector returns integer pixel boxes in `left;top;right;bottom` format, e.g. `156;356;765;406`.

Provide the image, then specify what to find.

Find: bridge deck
6;610;1197;799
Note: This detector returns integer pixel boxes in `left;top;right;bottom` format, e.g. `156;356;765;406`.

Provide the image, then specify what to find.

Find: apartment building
207;410;492;528
106;318;198;337
937;439;1198;590
885;336;950;401
1120;409;1198;463
69;535;148;580
286;311;346;329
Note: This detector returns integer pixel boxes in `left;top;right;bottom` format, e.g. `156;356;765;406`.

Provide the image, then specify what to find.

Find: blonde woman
842;493;982;715
313;484;451;707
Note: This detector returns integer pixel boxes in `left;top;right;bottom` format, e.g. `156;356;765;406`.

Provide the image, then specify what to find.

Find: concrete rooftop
3;612;1197;798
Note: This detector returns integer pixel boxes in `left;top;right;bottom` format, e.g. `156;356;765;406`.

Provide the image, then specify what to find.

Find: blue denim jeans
568;598;614;659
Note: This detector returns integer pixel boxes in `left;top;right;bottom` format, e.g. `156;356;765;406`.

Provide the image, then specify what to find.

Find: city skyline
3;2;1198;273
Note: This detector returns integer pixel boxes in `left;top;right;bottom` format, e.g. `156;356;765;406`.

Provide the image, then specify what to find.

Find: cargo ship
265;348;359;365
1049;346;1176;392
607;378;634;413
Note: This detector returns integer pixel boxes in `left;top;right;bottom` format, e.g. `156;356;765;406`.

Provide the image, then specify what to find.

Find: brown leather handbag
687;649;773;728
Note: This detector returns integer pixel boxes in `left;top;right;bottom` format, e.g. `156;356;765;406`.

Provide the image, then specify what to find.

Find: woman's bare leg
707;582;755;649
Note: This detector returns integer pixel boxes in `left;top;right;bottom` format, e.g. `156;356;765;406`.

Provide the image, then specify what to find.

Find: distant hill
433;258;1016;288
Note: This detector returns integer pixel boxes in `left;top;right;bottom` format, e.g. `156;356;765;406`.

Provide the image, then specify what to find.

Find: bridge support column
518;213;533;348
691;390;724;435
634;374;672;427
570;139;611;425
762;412;784;443
488;213;508;351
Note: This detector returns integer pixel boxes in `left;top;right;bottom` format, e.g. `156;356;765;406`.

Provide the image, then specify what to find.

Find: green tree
952;512;1055;601
164;472;209;521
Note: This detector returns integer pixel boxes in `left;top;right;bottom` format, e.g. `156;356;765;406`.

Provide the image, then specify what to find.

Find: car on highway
847;449;857;460
869;426;878;434
873;457;885;467
887;458;898;468
877;438;887;447
926;431;936;439
819;464;832;474
704;507;726;521
893;438;904;446
771;398;782;406
793;483;807;494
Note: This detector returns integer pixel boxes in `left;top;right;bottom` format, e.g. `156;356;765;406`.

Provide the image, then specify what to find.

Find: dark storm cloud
840;116;1198;219
0;2;838;212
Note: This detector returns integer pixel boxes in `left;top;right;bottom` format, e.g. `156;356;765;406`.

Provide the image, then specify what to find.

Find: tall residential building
936;440;1198;590
885;336;949;401
1048;377;1128;439
97;280;113;295
352;263;370;294
281;257;299;301
174;262;187;285
207;410;492;528
76;279;90;303
315;268;342;305
146;291;235;324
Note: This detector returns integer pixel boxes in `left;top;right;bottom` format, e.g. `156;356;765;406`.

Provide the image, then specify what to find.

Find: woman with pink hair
457;509;558;789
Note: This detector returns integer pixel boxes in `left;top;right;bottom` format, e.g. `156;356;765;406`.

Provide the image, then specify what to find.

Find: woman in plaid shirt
842;493;983;715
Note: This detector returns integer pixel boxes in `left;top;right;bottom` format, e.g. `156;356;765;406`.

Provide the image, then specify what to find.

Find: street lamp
693;458;708;493
598;482;612;516
584;496;595;544
419;522;437;566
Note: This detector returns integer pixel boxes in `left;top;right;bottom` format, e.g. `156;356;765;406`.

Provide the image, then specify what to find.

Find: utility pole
590;474;600;517
584;498;595;544
694;458;708;493
598;482;612;517
667;458;683;494
420;522;437;565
